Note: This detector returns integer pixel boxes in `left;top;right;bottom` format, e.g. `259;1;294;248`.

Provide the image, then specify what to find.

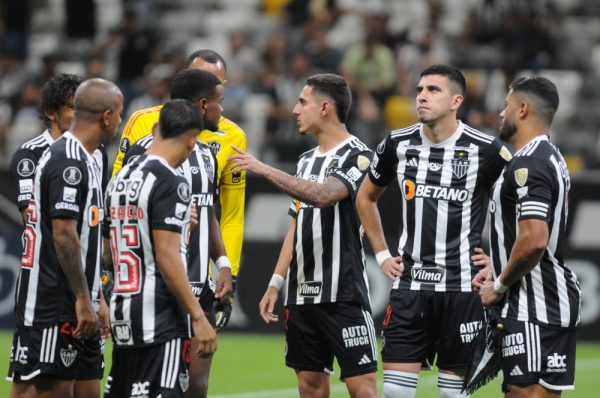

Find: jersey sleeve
481;138;512;189
122;143;148;167
10;148;39;210
45;158;88;220
511;157;554;223
215;122;247;277
369;135;399;187
330;149;374;199
150;176;191;233
112;110;158;176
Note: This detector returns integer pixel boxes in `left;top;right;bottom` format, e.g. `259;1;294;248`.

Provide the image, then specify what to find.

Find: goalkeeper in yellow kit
112;50;245;330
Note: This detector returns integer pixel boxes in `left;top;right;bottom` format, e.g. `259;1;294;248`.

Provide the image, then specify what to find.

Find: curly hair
39;73;83;128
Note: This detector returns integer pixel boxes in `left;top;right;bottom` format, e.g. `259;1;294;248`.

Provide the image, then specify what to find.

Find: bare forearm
274;223;295;277
102;237;113;272
156;252;205;321
499;239;545;286
54;233;90;298
263;166;341;208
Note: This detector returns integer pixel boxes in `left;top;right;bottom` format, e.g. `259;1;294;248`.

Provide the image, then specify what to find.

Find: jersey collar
419;120;464;148
42;129;54;144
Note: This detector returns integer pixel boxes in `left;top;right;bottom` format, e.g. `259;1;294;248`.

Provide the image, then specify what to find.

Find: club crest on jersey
17;158;35;177
179;371;190;392
514;168;528;187
201;154;214;183
112;321;133;345
451;157;470;179
60;346;77;367
63;167;82;185
177;183;191;202
206;141;221;156
298;281;322;297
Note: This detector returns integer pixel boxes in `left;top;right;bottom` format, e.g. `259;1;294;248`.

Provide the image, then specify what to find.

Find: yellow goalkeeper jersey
113;105;246;276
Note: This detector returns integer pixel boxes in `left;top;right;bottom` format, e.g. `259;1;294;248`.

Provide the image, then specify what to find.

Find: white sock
438;373;468;398
382;370;418;398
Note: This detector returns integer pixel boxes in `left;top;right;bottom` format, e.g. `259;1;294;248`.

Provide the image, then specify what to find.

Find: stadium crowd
1;0;600;170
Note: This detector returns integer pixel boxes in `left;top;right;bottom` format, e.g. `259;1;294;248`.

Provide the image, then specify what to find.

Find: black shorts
285;302;378;379
7;322;103;382
499;318;576;391
381;289;484;370
189;282;216;332
104;337;190;398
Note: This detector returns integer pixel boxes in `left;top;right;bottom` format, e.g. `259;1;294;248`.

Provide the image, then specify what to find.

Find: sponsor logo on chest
297;281;322;297
410;266;446;284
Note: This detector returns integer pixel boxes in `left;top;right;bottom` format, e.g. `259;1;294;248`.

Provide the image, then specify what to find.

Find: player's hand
479;280;503;307
228;146;268;176
98;297;111;339
471;247;491;269
380;256;404;281
74;295;99;340
189;205;199;231
191;316;217;358
259;286;279;324
472;267;491;291
214;268;234;331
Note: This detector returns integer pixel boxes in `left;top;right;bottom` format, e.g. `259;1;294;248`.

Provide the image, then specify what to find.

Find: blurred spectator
125;75;170;120
224;32;260;120
341;33;396;107
6;82;42;160
305;30;343;74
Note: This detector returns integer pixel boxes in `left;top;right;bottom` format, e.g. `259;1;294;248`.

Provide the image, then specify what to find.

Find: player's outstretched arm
479;219;549;307
153;228;217;357
209;212;233;299
260;220;295;324
53;218;98;340
228;146;349;208
356;176;403;280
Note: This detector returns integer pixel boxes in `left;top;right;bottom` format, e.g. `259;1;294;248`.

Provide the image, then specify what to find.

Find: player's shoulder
459;123;498;147
298;146;317;161
136;133;155;149
128;105;162;121
513;136;558;167
218;116;246;138
389;123;421;142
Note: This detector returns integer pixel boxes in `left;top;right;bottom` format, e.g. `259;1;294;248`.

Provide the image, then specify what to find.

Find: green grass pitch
1;331;598;397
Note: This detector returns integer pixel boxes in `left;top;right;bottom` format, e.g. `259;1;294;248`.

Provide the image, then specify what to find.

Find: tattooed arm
228;146;348;207
479;218;549;306
53;218;98;339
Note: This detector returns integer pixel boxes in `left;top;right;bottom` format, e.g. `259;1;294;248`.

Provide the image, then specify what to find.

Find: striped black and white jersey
10;130;108;210
369;121;511;292
106;154;192;346
286;135;373;310
14;131;103;327
122;134;219;295
489;135;581;328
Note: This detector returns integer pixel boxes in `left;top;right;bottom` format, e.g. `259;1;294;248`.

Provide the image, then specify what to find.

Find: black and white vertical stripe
160;338;182;389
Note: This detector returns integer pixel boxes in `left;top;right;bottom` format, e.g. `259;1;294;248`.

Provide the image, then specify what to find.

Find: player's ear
101;109;112;126
197;98;208;114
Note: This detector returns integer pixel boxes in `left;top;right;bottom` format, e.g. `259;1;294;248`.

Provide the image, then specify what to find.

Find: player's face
203;85;224;132
499;90;518;144
102;95;124;143
188;58;227;86
292;85;321;135
51;99;75;134
415;75;462;125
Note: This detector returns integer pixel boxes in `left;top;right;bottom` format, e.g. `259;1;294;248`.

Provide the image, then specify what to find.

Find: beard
499;119;517;144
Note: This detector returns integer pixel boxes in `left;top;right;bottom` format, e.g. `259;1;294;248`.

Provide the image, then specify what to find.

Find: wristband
215;256;231;271
375;249;392;267
494;278;509;294
268;274;285;291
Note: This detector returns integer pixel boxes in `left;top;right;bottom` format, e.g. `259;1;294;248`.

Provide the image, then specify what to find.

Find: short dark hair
509;76;559;125
306;73;352;123
185;49;227;71
39;73;83;128
420;64;466;95
159;99;204;139
170;69;221;102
